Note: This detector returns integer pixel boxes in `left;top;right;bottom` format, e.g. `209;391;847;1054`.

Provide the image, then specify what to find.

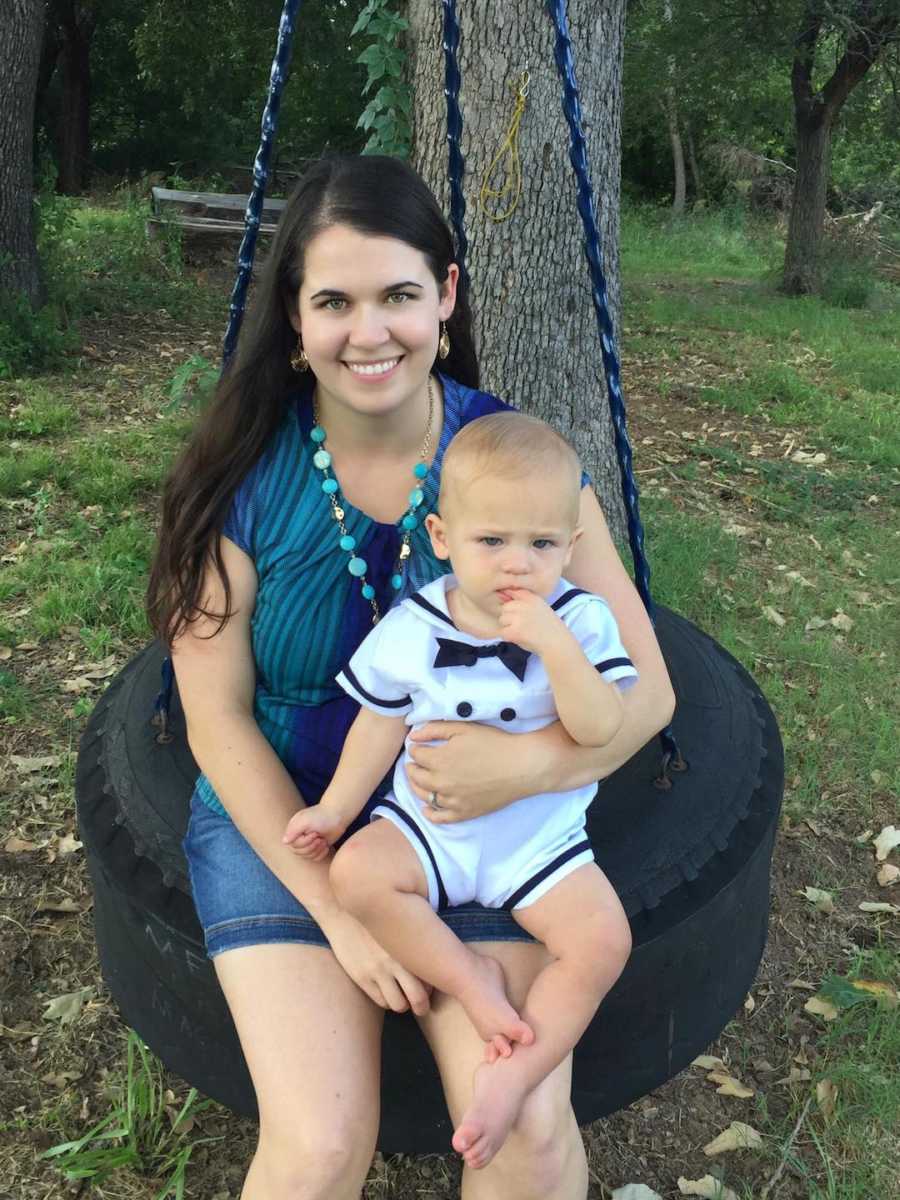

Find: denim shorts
183;795;536;959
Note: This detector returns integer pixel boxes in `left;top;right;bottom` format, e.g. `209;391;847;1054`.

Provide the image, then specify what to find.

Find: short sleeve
336;609;415;717
564;596;638;691
221;457;264;556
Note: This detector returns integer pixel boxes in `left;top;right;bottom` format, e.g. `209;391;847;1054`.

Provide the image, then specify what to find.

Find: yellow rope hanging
479;70;529;223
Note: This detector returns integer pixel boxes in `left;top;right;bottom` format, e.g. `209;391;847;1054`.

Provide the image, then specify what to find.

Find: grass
1;196;897;1199
40;1031;219;1200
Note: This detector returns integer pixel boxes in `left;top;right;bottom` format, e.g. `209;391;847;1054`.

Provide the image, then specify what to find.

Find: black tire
76;606;782;1153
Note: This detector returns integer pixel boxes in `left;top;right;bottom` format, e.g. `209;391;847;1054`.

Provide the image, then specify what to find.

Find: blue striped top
194;373;522;817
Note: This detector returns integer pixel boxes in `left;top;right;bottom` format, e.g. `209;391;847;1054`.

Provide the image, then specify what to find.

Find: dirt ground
1;293;897;1199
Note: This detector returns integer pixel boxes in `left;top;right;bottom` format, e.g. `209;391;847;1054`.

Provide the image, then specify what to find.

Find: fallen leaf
761;605;786;628
42;988;93;1025
829;611;854;632
10;755;61;773
816;1078;838;1124
691;1055;727;1071
850;980;898;1006
785;571;813;588
791;450;827;465
611;1186;663;1200
801;886;834;914
858;901;899;914
776;1066;811;1085
4;836;41;853
56;833;83;856
854;827;874;844
41;1070;83;1088
788;978;817;991
677;1176;739;1200
744;993;755;1014
805;616;827;631
702;1122;762;1155
35;897;89;914
0;1023;42;1040
876;863;899;887
805;995;839;1021
0;647;11;660
707;1072;755;1098
873;826;900;862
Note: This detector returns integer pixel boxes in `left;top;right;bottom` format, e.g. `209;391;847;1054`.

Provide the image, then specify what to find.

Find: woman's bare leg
214;942;383;1200
418;940;588;1200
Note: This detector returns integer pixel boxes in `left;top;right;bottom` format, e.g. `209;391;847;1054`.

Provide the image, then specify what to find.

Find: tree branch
821;7;900;119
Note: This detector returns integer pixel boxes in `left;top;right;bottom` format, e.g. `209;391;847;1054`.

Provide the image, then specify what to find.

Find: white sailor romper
336;575;638;912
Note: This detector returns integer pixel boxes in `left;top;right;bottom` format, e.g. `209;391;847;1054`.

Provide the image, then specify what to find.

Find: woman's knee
498;1079;584;1195
255;1119;375;1200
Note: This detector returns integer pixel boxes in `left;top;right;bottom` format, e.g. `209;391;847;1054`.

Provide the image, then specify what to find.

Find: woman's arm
174;537;431;1015
171;536;345;929
406;488;675;821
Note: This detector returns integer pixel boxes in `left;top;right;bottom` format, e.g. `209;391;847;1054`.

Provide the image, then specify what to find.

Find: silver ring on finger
427;790;443;811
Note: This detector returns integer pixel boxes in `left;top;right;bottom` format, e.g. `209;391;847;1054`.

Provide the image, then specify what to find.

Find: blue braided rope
222;0;303;367
545;0;679;763
155;0;302;727
441;0;470;292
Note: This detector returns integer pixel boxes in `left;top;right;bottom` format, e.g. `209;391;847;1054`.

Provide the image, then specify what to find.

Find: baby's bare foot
452;1061;527;1169
458;954;534;1051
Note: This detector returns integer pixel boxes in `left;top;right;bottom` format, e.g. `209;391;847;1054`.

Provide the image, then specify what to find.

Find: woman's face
291;223;458;420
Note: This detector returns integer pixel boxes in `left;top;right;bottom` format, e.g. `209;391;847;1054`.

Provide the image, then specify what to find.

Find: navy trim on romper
501;839;593;910
341;665;411;709
409;594;457;628
377;799;450;910
551;588;588;610
595;656;634;673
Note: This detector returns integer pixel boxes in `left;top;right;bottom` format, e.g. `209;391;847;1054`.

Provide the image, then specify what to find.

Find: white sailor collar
401;574;595;639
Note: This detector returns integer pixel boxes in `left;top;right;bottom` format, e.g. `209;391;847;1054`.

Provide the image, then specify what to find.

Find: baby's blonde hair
439;412;582;525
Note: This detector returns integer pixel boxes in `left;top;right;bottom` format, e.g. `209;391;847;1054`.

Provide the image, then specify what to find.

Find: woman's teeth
346;358;399;376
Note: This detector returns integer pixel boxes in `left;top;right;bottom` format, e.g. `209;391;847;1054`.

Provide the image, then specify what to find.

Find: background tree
782;1;900;293
406;0;630;532
37;0;100;194
1;0;47;309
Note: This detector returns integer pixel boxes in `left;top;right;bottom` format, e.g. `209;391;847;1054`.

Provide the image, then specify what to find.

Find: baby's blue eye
480;536;502;547
533;539;556;550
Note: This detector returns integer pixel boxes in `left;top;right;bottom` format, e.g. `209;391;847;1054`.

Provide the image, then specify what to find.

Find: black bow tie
433;636;531;682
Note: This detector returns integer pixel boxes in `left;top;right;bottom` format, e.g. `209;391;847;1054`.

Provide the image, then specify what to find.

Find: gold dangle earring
438;321;450;360
290;336;310;372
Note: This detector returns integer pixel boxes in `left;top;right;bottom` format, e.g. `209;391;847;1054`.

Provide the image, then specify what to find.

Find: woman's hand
406;721;553;824
321;909;432;1016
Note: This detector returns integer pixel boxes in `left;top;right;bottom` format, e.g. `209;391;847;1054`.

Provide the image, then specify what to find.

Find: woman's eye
387;292;414;304
322;298;346;311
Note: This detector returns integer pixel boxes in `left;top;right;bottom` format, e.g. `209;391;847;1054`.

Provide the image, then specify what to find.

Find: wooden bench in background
148;187;287;238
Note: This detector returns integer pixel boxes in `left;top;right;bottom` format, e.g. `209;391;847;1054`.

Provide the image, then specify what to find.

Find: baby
283;412;636;1168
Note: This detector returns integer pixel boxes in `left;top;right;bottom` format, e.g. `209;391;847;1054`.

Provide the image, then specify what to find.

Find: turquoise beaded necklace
310;376;435;624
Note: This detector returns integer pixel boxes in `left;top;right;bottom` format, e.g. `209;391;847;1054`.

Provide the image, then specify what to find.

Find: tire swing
76;0;783;1156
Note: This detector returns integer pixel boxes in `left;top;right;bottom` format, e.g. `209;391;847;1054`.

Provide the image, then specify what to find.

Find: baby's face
427;472;580;618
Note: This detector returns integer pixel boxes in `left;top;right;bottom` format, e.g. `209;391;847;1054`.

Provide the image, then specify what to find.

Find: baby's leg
452;863;631;1170
330;820;533;1051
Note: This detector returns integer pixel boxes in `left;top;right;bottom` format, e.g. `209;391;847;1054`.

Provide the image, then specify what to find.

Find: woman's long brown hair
146;155;480;645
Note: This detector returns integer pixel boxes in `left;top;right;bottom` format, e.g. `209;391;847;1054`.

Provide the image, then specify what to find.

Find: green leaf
819;974;871;1010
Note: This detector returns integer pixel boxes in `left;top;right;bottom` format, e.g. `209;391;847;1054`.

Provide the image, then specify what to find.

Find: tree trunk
54;2;95;194
0;0;47;310
686;123;702;203
665;91;686;217
782;106;830;295
407;0;629;535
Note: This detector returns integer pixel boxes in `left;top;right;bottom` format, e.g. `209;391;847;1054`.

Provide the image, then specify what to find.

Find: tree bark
782;106;830;295
0;0;47;310
54;1;96;194
665;91;686;217
406;0;629;535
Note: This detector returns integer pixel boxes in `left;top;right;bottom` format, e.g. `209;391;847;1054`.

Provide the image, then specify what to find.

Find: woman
147;154;674;1200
